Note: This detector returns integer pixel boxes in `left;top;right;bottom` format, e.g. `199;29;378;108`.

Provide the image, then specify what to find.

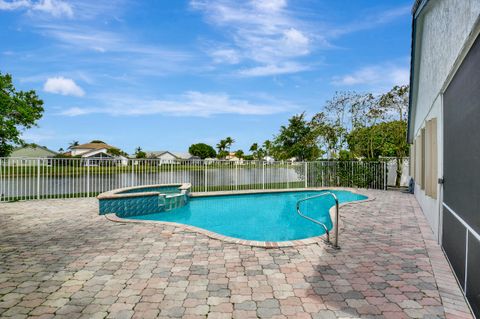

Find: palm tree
263;140;272;156
216;139;228;152
225;137;235;151
250;143;258;159
68;140;79;150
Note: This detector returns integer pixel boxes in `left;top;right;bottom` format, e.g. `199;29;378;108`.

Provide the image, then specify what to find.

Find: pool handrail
296;192;340;249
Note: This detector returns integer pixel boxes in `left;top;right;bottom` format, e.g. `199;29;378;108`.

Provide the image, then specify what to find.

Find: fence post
235;162;238;190
204;161;207;192
262;162;265;189
131;160;134;187
37;158;40;200
86;159;90;196
384;161;387;190
304;162;308;188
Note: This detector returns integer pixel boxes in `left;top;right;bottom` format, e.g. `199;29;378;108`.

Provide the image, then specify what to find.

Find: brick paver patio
0;190;473;318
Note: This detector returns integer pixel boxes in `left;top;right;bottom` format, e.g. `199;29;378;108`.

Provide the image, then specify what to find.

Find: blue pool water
127;190;367;242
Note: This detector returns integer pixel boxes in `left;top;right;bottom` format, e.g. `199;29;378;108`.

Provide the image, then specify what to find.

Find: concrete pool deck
0;190;473;318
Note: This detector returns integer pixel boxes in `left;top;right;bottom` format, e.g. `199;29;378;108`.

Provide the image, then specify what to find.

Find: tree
107;147;127;157
225;137;235;151
347;120;409;186
272;113;320;161
378;85;409;122
68;141;79;150
249;143;263;160
135;147;146;159
90;140;106;144
234;149;244;159
263;140;272;156
217;150;229;159
0;72;44;156
189;143;216;159
216;139;228;153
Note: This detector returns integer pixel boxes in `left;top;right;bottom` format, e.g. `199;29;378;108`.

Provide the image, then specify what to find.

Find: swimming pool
124;190;367;242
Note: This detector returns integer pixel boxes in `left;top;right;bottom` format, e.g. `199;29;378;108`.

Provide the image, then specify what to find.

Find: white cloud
59;91;295;117
238;62;309;77
191;0;311;76
0;0;73;17
332;63;409;88
0;0;29;10
252;0;286;12
209;48;241;64
44;76;85;96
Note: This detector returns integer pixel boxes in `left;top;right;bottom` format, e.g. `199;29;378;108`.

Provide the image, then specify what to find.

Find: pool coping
104;187;375;248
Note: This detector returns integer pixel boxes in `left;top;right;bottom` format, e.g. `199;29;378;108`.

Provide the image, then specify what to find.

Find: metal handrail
296;192;340;248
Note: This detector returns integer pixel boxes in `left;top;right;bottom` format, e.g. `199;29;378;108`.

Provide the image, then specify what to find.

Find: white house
70;142;114;157
146;151;200;164
408;0;480;315
263;156;275;164
70;142;127;166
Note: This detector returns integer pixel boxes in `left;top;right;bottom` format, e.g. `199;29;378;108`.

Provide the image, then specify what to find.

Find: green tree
225;137;235;151
188;143;216;159
90;140;106;144
234;149;244;159
107;147;127;157
263;140;272;156
249;143;263;159
347;120;409;186
0;72;44;156
216;139;228;153
134;146;146;159
217;150;229;159
378;85;409;122
272;113;320;161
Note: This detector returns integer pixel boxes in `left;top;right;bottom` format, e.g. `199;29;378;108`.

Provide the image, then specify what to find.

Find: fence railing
0;157;387;202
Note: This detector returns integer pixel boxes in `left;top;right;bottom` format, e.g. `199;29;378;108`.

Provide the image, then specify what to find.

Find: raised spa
97;183;191;217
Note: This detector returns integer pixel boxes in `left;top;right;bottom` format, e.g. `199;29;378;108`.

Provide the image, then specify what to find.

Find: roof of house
81;149;113;158
172;152;200;160
10;145;57;158
71;142;114;150
145;151;176;158
145;151;200;160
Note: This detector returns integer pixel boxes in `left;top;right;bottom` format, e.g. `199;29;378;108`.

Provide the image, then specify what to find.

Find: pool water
127;190;367;241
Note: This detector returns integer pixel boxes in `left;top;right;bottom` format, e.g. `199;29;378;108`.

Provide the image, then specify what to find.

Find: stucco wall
412;0;479;239
413;0;480;136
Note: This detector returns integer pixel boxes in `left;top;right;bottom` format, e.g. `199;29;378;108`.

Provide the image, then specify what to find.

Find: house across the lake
145;151;200;163
70;141;128;166
9;144;57;158
8;144;58;166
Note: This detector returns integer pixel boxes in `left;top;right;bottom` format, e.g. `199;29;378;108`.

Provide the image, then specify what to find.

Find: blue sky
0;0;412;154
